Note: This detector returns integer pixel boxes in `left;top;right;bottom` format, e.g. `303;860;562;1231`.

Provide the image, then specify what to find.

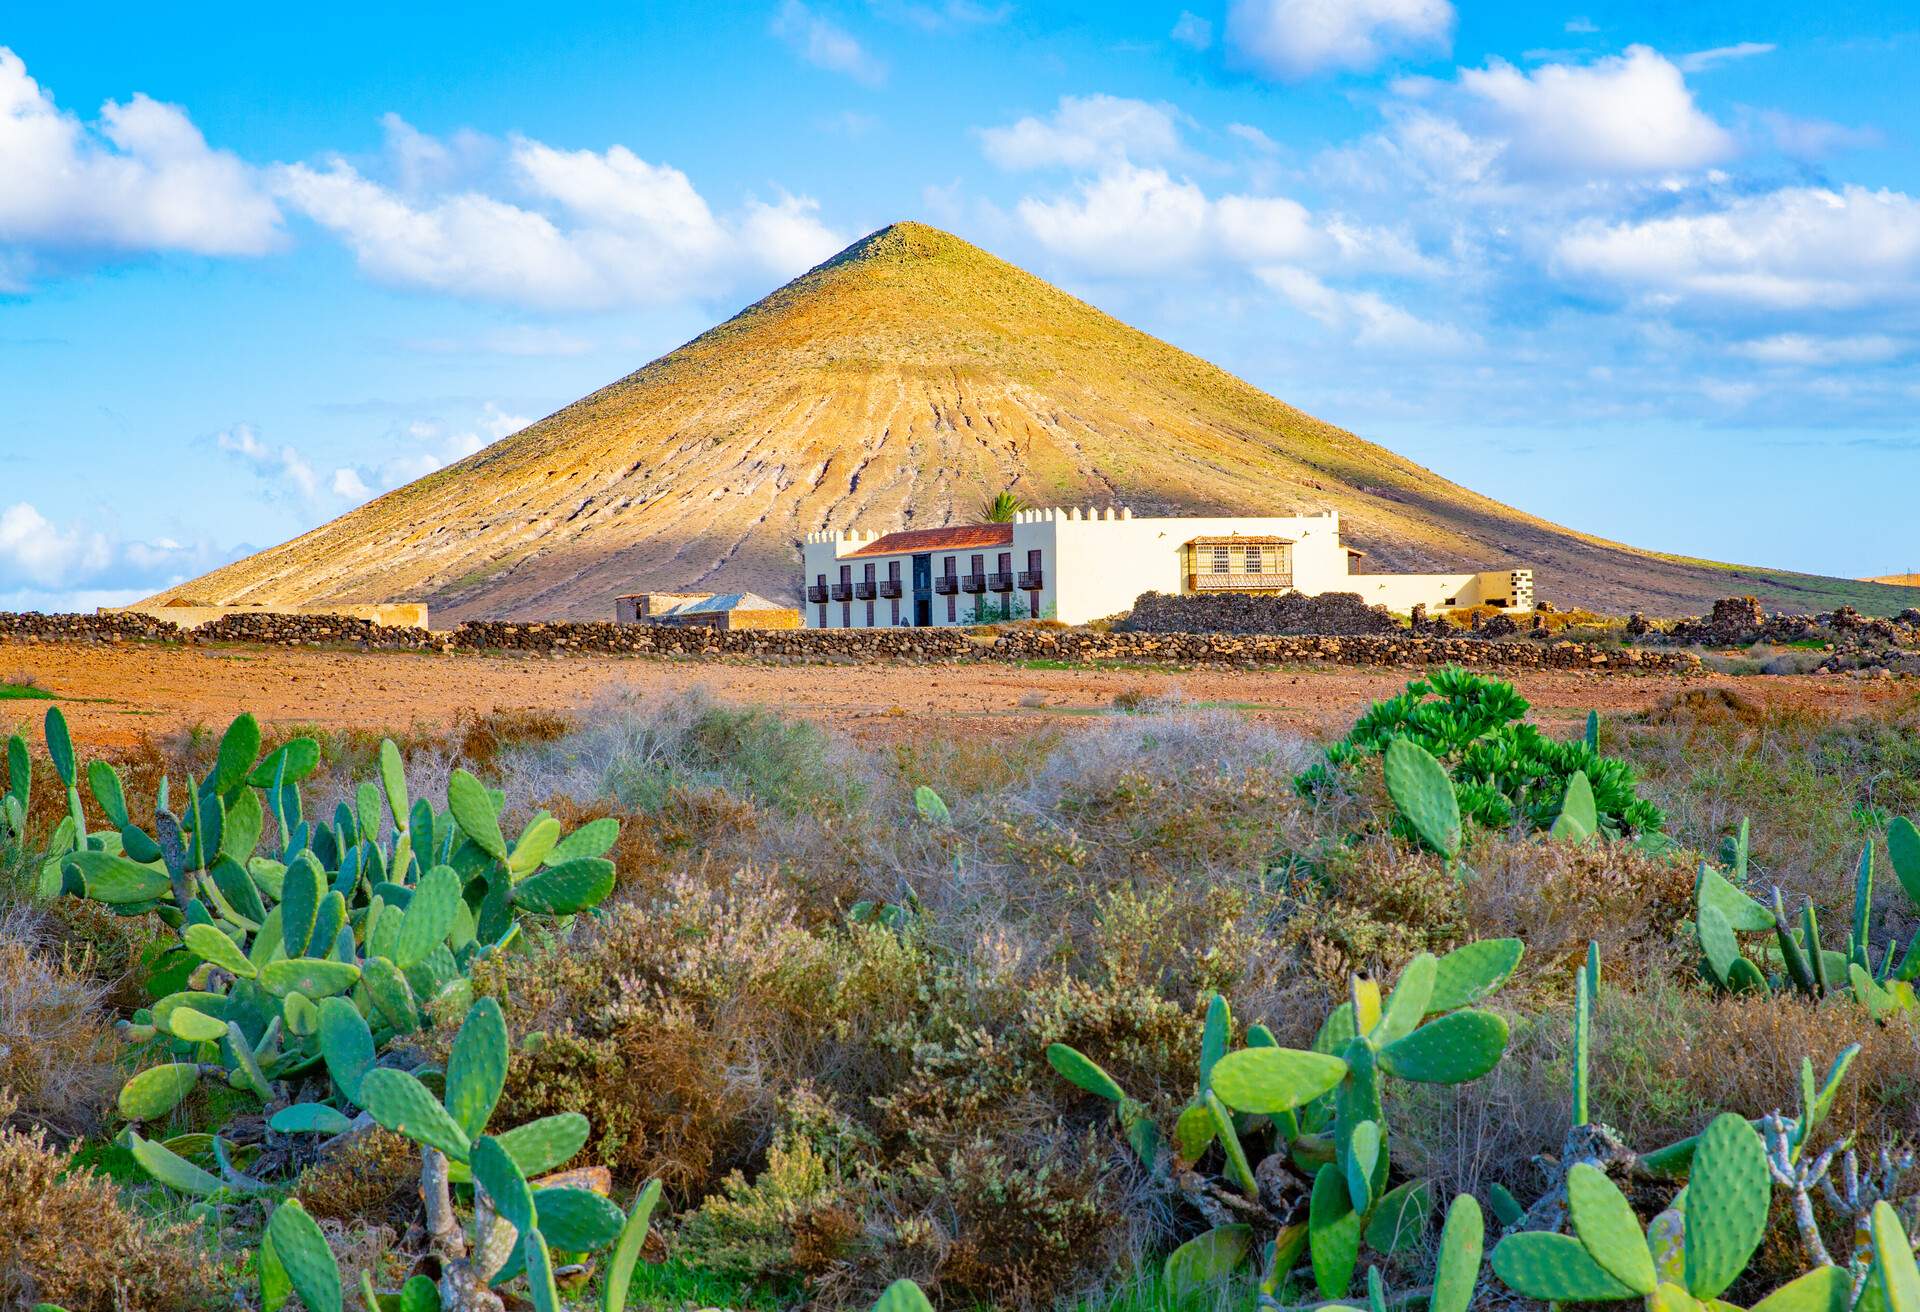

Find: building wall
801;510;1531;628
615;592;713;623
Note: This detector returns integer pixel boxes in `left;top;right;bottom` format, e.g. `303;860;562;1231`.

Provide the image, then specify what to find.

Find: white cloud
218;424;321;501
1729;334;1904;367
980;95;1183;171
330;467;373;500
1228;123;1280;154
1759;111;1881;161
0;46;278;272
1555;185;1920;309
1675;42;1775;74
1565;17;1598;33
1451;46;1734;176
871;0;1010;28
274;123;843;311
1171;11;1214;50
1226;0;1453;79
0;500;228;609
1014;162;1435;279
771;1;888;86
1259;265;1475;352
1018;165;1212;272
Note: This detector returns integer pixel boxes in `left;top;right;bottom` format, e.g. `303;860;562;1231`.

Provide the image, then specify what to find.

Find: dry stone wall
1118;590;1402;635
0;610;1700;672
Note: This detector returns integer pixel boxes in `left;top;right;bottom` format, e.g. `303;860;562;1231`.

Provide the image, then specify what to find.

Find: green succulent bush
1047;938;1520;1302
1297;666;1664;840
1694;814;1920;1017
14;704;619;1198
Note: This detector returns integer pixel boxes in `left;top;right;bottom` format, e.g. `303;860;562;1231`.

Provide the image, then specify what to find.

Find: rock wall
0;610;1700;673
1117;590;1402;635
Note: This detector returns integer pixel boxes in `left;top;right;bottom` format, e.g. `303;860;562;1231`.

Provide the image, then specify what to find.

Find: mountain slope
160;222;1919;622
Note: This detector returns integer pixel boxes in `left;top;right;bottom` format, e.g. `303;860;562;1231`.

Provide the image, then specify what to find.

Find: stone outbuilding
614;591;801;631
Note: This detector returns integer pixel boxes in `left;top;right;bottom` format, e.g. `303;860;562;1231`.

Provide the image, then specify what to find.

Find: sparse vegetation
5;678;1920;1311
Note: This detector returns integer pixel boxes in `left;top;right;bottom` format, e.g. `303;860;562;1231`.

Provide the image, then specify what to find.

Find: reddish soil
2;642;1910;753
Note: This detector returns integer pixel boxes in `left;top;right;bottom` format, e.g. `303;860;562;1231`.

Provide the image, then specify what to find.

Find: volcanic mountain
160;222;1917;622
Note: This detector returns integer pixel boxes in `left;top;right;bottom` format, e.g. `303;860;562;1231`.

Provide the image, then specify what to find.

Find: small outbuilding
614;591;801;631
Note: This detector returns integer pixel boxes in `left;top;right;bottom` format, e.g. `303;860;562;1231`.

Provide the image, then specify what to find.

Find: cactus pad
1384;736;1460;858
472;1134;537;1236
448;769;507;862
1427;939;1524;1014
1309;1162;1362;1298
1210;1047;1348;1113
66;851;169;904
260;957;361;999
183;923;256;978
1377;1010;1508;1084
359;1067;472;1161
1163;1224;1253;1303
1492;1230;1638;1302
512;858;615;915
118;1063;201;1120
445;996;509;1139
393;864;461;969
529;1185;626;1253
1567;1163;1655;1294
1430;1194;1484;1312
1684;1113;1770;1298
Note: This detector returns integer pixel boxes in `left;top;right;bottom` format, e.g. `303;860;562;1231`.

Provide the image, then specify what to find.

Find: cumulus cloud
1226;0;1453;79
1014;161;1435;278
1259;265;1475;352
1554;185;1920;310
1674;42;1775;74
218;424;322;501
273;122;843;310
0;500;229;611
1729;334;1904;367
1448;46;1734;176
331;403;531;501
980;95;1183;172
1758;111;1881;161
771;1;887;86
0;46;279;275
1171;12;1214;51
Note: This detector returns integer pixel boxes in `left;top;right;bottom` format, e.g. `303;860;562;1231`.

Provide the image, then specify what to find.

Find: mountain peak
151;226;1906;622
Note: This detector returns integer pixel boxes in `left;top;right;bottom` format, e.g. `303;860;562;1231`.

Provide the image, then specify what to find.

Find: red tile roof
843;525;1014;557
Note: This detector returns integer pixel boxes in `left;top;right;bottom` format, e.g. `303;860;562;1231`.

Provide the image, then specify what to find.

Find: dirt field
3;641;1911;753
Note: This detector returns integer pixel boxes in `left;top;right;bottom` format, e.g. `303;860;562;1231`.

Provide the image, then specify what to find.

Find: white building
798;508;1532;628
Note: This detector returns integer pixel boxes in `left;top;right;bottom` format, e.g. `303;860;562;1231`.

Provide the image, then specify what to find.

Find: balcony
830;582;853;602
988;572;1014;593
879;579;903;599
934;576;959;595
1018;569;1044;590
960;573;987;594
855;580;878;600
1187;571;1294;593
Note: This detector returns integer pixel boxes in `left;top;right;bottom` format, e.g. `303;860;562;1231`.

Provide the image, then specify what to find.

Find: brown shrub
1461;833;1695;991
295;1127;422;1226
0;1093;222;1311
0;913;121;1135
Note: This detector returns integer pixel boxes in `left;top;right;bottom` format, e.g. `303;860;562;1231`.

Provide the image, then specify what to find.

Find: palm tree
981;490;1025;523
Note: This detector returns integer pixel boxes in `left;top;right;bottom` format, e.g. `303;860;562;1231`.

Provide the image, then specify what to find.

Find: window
818;604;827;627
947;595;956;622
1245;546;1262;574
996;551;1011;574
1211;545;1230;573
815;572;826;589
1029;590;1039;619
887;560;900;581
842;601;851;625
866;600;875;626
943;555;956;577
890;598;900;624
970;553;984;576
1027;548;1041;571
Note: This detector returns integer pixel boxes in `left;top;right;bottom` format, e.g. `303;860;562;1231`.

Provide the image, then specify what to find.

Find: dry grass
0;909;121;1136
0;1091;222;1311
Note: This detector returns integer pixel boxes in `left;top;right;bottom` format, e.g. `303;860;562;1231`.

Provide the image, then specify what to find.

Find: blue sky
4;1;1919;611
